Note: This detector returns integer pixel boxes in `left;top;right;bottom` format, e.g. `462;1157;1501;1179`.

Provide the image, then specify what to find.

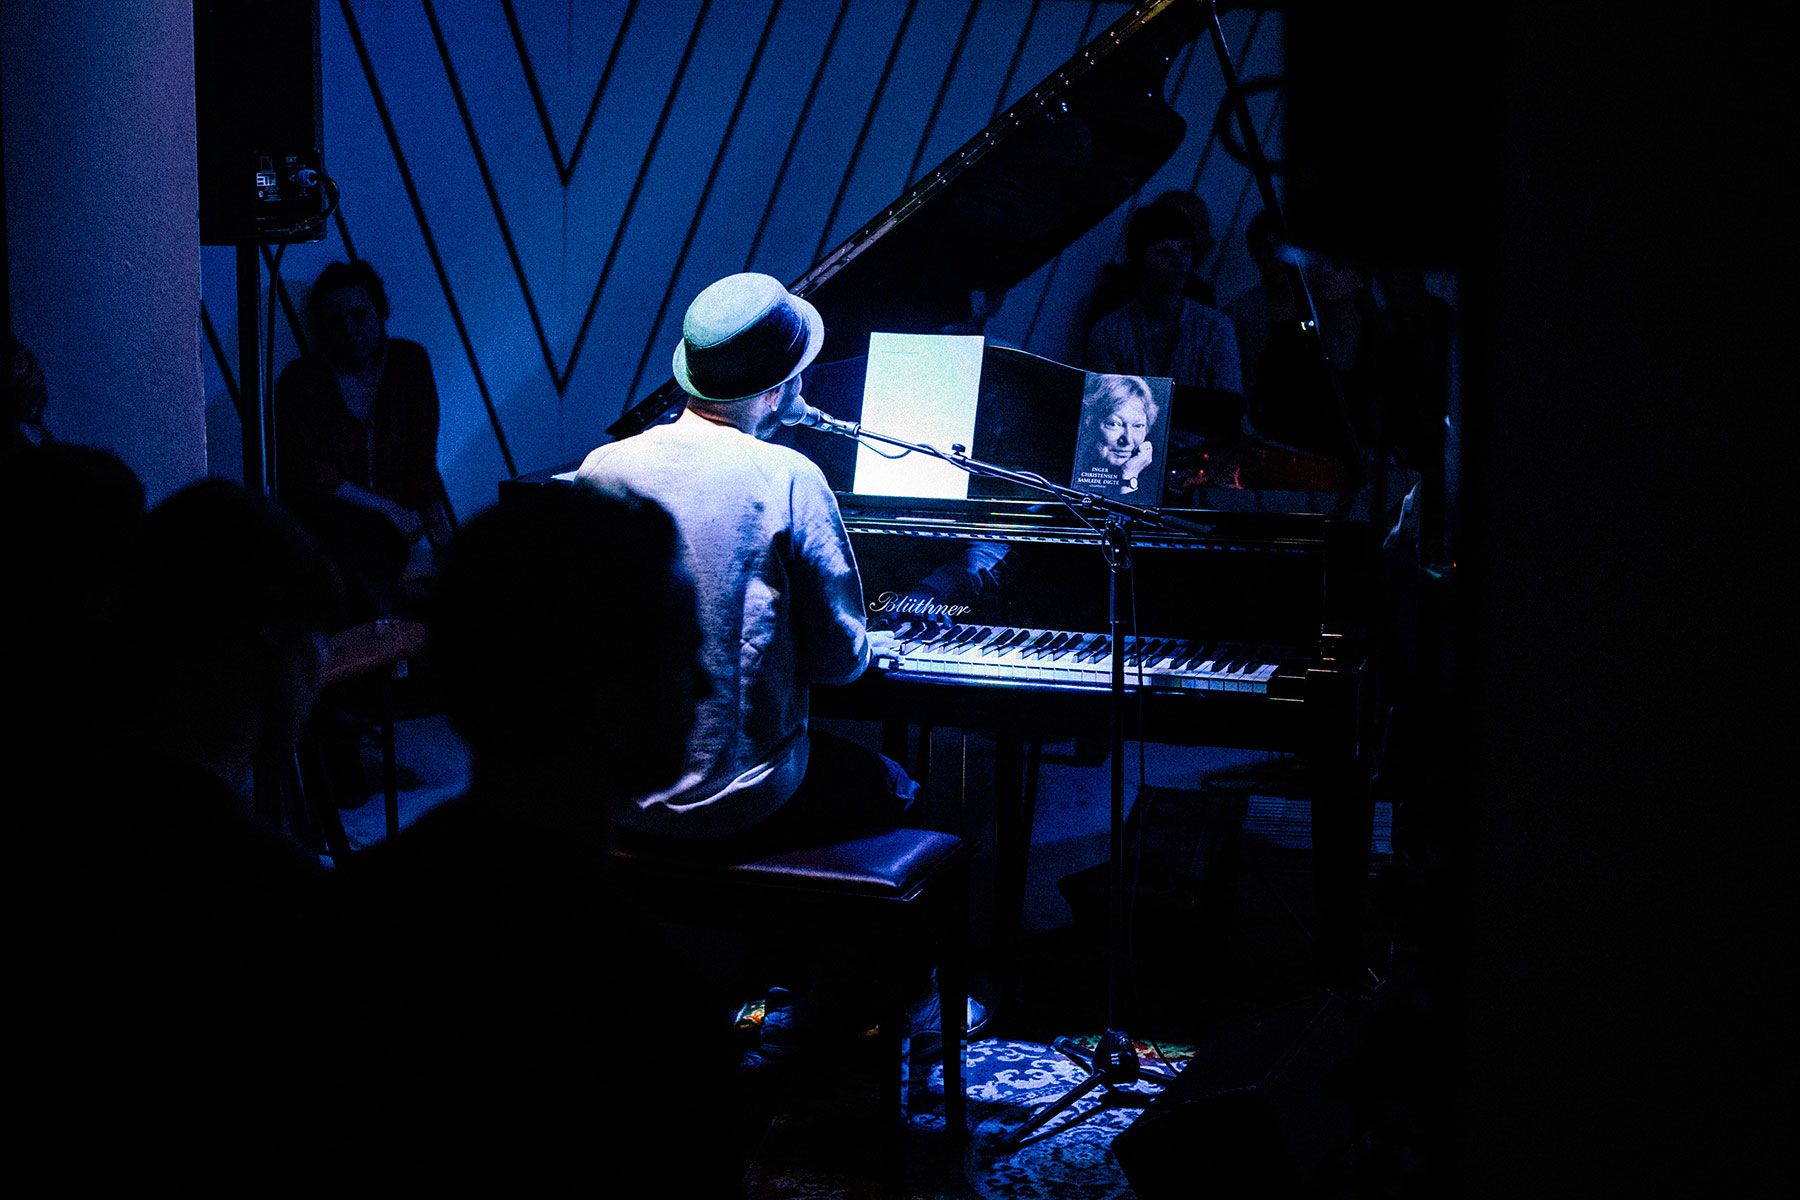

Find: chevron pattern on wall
200;0;1283;521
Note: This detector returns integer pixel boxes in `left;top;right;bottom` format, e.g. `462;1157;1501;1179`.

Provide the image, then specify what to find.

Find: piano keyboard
873;624;1288;694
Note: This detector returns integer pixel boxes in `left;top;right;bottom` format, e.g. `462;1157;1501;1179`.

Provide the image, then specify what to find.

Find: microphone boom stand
802;417;1210;1147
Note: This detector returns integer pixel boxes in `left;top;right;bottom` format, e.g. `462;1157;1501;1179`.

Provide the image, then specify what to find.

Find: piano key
979;629;1024;656
880;623;1288;695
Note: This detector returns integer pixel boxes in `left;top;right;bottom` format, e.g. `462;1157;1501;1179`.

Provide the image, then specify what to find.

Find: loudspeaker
1112;993;1358;1200
195;0;326;245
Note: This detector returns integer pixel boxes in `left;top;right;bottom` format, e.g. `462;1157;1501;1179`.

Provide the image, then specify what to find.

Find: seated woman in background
274;259;450;622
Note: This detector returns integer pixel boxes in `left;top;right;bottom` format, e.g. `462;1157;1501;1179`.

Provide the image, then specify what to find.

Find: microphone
782;403;861;439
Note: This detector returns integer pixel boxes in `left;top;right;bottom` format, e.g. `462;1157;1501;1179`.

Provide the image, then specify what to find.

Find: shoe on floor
906;989;990;1058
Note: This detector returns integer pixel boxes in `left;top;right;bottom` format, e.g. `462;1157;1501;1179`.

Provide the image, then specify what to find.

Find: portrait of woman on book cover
1071;372;1170;503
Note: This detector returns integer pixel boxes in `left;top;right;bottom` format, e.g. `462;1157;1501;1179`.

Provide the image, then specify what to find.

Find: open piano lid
608;0;1208;441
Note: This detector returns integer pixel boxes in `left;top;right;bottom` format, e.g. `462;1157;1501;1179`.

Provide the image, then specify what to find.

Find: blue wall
198;0;1285;519
5;0;205;503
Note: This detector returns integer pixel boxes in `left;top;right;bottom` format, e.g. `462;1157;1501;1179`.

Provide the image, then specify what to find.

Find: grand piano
521;0;1385;996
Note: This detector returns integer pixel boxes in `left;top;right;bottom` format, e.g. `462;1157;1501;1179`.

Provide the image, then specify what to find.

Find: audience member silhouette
1082;190;1220;336
1222;210;1371;457
335;483;750;1195
1220;209;1285;395
6;477;340;1194
1353;267;1458;554
4;330;51;456
274;259;451;623
1084;202;1244;447
2;444;145;758
3;325;147;790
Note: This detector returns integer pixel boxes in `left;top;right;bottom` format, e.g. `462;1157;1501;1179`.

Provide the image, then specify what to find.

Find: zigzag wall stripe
560;0;717;395
422;0;560;392
201;304;240;421
810;0;924;268
339;0;516;476
196;249;300;440
903;0;988;188
988;0;1049;126
624;1;792;407
332;205;358;262
261;243;308;359
498;0;568;177
499;0;641;186
741;0;854;276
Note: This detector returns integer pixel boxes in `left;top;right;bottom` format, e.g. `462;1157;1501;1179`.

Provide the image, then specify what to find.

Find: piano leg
992;733;1029;1014
1308;670;1378;994
1023;737;1043;842
986;732;1051;1018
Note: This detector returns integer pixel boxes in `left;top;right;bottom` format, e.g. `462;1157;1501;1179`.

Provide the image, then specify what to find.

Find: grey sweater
577;410;870;836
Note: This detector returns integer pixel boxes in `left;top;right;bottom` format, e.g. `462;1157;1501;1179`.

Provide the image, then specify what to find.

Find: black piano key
1005;628;1038;653
987;628;1024;650
954;626;999;653
977;628;1018;655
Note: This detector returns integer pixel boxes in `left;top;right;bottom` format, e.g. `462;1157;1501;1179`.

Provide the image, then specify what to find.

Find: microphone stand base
1001;1029;1180;1148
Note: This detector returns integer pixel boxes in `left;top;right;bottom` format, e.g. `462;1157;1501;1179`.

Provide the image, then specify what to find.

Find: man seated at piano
575;272;915;854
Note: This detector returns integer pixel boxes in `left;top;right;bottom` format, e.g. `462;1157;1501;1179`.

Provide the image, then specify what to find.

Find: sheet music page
852;333;984;499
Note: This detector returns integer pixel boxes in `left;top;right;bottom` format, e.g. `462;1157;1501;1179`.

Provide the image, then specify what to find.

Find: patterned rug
746;1036;1194;1200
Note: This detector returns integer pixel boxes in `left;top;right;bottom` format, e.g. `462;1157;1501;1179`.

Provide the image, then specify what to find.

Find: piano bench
609;826;969;1141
